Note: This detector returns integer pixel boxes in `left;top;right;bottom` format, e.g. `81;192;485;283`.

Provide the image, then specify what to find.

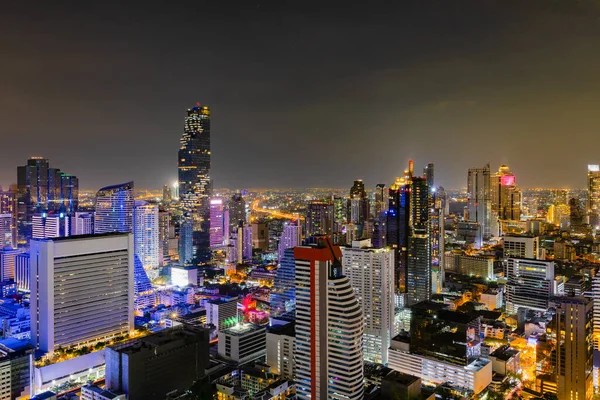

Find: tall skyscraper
490;165;521;222
270;248;296;318
374;184;388;218
343;239;394;365
32;212;69;239
30;233;134;353
162;184;173;203
178;221;193;265
70;211;94;235
228;193;246;232
348;180;369;229
430;190;445;294
94;181;134;234
209;198;225;248
17;157;78;244
133;201;160;270
252;221;269;251
387;176;410;292
294;237;363;400
0;186;16;215
0;214;14;248
278;220;302;261
588;165;600;228
305;201;334;237
467;164;491;240
158;208;170;266
178;104;211;260
424;163;434;188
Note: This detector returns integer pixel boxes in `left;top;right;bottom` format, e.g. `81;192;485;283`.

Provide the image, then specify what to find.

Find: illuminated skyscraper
374;184;388;218
270;247;296;318
17;157;78;244
387;176;411;292
348;180;369;228
179;221;193;265
209;198;225;248
490;165;521;223
0;214;14;248
158;209;170;266
94;182;134;234
467;164;491;239
294;238;363;400
228;193;246;232
278;220;302;261
305;201;334;236
70;212;94;235
588;165;600;227
424;163;434;188
178;104;211;260
32;212;69;239
133;201;160;270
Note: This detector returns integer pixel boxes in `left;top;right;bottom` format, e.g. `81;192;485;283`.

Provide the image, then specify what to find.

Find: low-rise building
218;323;266;365
81;383;127;400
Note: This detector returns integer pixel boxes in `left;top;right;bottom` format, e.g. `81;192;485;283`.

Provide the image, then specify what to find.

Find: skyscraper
374;184;388;218
278;220;302;261
406;177;432;305
467;164;491;240
305;201;334;237
348;180;369;229
133;201;160;271
70;211;94;235
158;208;170;266
490;165;521;223
387;176;410;292
294;237;363;400
30;233;134;353
343;240;394;364
588;165;600;227
228;193;246;232
32;212;69;239
424;163;434;188
209;198;225;248
178;104;211;260
178;221;193;265
17;157;78;244
270;248;296;318
94;182;134;234
505;258;555;313
0;214;14;248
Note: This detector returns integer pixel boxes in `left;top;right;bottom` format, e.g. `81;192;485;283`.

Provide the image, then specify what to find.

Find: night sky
2;1;600;190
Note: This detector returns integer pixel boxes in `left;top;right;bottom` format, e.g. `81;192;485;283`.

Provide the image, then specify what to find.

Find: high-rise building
17;157;78;244
387;176;410;292
105;326;209;400
133;201;160;270
406;177;432;305
206;297;239;331
467;164;491;240
294;237;363;400
30;233;134;353
0;248;21;282
70;212;94;235
178;221;193;265
0;186;16;216
133;255;156;311
374;184;388;218
588;165;600;228
305;201;334;237
218;324;267;364
15;253;29;291
424;163;434;188
570;197;587;232
228;193;246;233
490;165;521;223
252;221;269;251
32;212;69;239
503;234;539;260
162;184;172;203
0;339;33;400
343;239;394;364
537;297;593;399
209;198;225;248
0;214;14;249
178;104;211;260
158;209;170;266
430;190;445;294
270;248;296;318
348;180;369;229
94;182;134;234
505;258;555;313
277;221;302;262
266;323;296;379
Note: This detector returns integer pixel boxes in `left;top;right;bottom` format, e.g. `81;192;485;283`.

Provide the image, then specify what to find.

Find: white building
80;383;126;400
30;233;134;353
277;221;302;262
503;235;539;260
294;239;364;400
171;265;198;287
266;323;296;379
70;212;94;235
0;248;21;282
15;253;29;291
217;323;266;364
480;289;503;311
505;258;555;314
388;339;492;395
0;214;14;248
206;297;239;331
32;213;69;239
133;201;160;270
342;239;394;364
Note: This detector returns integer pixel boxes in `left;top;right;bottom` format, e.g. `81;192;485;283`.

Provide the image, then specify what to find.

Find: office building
94;182;134;234
387;176;410;292
15;253;29;291
80;384;126;400
342;239;394;364
105;325;209;400
406;177;432;305
0;215;13;249
206;297;239;331
30;233;134;353
32;213;69;239
305;201;334;236
133;201;160;270
133;255;155;311
454;254;494;279
570;197;587;232
252;221;268;251
158;209;169;266
0;248;21;282
503;234;539;259
178;104;212;259
348;180;369;228
490;165;521;222
0;339;34;400
228;193;246;233
218;323;266;364
505;258;555;313
0;187;15;216
270;248;296;318
588;165;600;227
178;221;193;264
210;198;225;248
16;157;78;244
424;163;435;188
266;323;296;379
467;164;491;240
70;212;94;235
374;184;388;218
537;297;593;399
430;191;445;293
277;221;301;262
294;238;364;400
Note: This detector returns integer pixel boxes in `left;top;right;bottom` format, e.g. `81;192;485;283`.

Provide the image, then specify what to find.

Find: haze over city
2;1;600;190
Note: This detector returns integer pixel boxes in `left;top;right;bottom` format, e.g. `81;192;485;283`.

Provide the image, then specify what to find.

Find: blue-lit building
179;221;193;265
94;182;134;234
387;178;411;292
270;248;296;318
133;255;155;311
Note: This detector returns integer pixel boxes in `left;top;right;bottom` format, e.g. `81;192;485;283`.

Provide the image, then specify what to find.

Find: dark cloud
1;0;599;190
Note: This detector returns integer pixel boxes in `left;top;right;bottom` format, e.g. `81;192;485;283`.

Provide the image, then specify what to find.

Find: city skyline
2;1;600;189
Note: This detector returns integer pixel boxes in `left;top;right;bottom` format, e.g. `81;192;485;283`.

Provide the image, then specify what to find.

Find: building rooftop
383;370;420;386
110;325;209;355
34;232;129;243
490;346;519;362
31;392;57;400
221;323;265;337
82;384;124;399
267;322;295;337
